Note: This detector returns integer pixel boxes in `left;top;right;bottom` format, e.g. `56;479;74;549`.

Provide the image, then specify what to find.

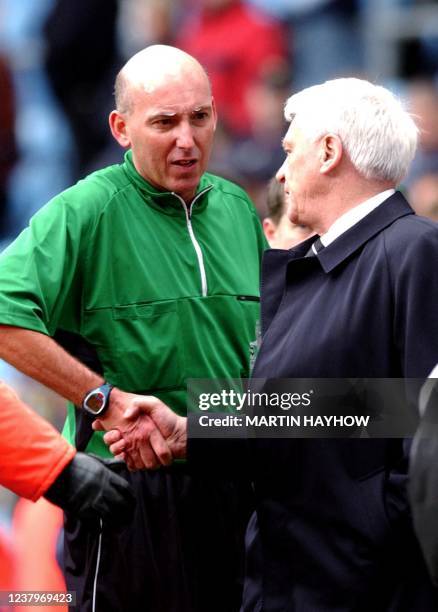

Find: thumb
123;404;142;420
92;418;105;431
125;396;162;419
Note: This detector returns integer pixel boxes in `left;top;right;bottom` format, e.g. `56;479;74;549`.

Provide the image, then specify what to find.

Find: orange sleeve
0;381;76;501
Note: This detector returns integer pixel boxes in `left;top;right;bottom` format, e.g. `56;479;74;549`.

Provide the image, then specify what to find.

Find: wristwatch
82;382;114;417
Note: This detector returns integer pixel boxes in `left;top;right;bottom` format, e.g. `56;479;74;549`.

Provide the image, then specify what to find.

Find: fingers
104;424;172;470
149;428;173;466
125;446;147;471
104;429;124;446
135;430;167;470
109;439;127;456
123;413;171;469
103;430;127;457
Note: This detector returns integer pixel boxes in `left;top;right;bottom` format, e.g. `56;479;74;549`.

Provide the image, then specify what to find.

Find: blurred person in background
220;67;291;212
405;80;438;186
43;0;121;179
117;0;177;58
246;0;363;90
0;0;73;242
409;172;438;221
405;80;438;221
177;0;288;139
263;177;313;248
0;45;266;611
0;53;17;241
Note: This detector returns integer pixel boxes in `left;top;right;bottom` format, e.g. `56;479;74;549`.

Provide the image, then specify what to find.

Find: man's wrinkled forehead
140;68;209;94
135;83;214;117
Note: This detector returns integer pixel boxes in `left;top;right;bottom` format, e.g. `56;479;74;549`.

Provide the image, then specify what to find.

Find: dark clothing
243;192;438;610
409;378;438;586
44;0;120;177
0;54;17;236
64;464;252;612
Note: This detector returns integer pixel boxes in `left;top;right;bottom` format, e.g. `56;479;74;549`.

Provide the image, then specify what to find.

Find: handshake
92;392;188;471
45;395;188;528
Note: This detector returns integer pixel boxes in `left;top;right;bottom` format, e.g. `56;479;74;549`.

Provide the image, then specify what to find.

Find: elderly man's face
121;71;217;203
276;123;323;229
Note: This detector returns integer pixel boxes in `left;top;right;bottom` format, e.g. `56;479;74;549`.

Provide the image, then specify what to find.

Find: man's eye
193;112;208;121
155;118;172;127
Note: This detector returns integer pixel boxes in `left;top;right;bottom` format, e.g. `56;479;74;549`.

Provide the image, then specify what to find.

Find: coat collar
122;149;213;216
312;191;414;273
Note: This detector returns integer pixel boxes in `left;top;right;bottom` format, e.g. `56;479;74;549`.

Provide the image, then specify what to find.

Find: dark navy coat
243;192;438;611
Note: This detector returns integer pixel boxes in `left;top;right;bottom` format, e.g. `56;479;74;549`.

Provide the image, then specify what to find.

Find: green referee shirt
0;151;267;456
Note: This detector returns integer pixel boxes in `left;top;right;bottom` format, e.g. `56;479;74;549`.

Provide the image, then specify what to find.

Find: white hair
284;78;419;184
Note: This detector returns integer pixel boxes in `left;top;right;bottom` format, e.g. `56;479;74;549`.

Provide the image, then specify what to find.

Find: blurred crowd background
2;0;438;579
2;0;438;249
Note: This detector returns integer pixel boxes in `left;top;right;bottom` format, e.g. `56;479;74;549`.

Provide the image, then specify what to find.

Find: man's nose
176;121;195;149
276;160;286;183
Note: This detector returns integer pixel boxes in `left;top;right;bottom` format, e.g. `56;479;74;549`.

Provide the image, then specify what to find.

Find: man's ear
319;133;343;174
263;218;277;244
211;97;218;131
109;110;131;148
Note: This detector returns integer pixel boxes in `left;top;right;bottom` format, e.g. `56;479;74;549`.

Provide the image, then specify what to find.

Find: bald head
115;45;210;114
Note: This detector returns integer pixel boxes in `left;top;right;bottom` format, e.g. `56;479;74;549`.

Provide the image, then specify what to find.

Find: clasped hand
92;389;187;471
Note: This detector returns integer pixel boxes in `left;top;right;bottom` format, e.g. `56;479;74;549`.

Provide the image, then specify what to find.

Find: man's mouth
172;159;197;167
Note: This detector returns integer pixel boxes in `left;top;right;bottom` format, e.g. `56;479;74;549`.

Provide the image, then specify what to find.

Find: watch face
86;391;106;414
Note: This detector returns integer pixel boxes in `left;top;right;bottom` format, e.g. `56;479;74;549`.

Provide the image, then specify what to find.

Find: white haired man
106;77;438;610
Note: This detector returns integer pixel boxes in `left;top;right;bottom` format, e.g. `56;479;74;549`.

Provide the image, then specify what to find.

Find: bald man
0;46;266;611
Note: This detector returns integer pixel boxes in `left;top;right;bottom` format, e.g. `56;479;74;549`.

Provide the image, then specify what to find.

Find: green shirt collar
122;149;213;215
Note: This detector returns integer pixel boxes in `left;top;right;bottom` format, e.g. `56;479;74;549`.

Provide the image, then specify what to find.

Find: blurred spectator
0;53;17;239
409;173;438;221
177;0;288;138
290;0;363;90
117;0;177;59
210;67;290;212
44;0;122;179
263;177;313;248
406;79;438;186
0;0;73;242
247;0;363;90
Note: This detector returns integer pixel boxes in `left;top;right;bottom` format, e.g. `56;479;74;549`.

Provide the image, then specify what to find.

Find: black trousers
63;463;253;612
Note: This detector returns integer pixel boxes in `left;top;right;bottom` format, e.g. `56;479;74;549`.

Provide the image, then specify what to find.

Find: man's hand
92;388;174;470
44;453;136;526
103;396;188;471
